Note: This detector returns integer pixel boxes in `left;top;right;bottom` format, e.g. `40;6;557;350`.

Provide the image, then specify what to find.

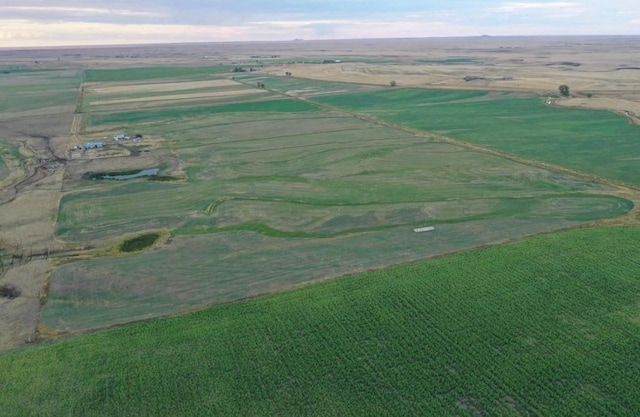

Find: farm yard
2;37;640;416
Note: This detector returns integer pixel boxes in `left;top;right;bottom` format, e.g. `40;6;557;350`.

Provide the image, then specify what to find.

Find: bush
120;233;160;253
0;284;21;299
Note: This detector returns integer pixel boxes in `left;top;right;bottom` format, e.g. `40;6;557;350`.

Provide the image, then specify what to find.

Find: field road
70;114;82;141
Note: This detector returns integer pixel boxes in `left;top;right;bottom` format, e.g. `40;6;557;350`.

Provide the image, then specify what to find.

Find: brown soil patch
89;88;266;106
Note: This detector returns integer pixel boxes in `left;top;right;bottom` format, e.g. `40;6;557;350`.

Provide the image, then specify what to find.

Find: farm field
45;74;635;331
1;37;640;415
3;226;640;416
299;87;640;186
83;66;237;83
0;69;81;113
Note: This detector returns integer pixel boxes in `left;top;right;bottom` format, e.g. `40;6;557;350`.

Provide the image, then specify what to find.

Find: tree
559;84;570;97
390;80;397;87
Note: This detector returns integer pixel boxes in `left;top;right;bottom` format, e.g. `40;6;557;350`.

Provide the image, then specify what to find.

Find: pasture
48;76;634;330
4;227;640;416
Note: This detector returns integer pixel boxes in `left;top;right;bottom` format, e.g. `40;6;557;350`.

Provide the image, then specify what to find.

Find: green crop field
310;88;640;186
235;73;379;97
4;227;640;416
86;98;319;126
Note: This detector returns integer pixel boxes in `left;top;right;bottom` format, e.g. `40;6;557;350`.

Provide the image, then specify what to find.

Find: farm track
243;79;640;227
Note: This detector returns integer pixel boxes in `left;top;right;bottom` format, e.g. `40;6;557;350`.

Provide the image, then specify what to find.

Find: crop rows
3;227;640;416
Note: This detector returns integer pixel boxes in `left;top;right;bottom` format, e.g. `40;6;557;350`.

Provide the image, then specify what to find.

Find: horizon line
1;33;639;52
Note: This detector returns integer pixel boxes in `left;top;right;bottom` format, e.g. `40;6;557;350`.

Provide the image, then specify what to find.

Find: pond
92;168;159;180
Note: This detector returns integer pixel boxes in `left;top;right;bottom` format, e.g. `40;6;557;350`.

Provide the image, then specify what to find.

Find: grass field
310;88;640;186
235;73;380;97
86;98;318;127
49;76;635;331
0;69;81;113
5;227;640;416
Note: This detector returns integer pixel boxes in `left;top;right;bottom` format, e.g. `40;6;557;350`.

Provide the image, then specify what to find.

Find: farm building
76;142;104;150
113;134;130;141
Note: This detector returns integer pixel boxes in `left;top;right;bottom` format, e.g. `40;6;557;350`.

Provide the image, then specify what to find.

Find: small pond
92;168;159;180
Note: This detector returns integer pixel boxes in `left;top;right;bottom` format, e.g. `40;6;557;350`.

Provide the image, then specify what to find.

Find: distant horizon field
5;226;640;416
83;66;238;83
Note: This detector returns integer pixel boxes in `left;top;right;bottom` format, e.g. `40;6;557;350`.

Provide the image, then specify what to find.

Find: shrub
0;284;21;299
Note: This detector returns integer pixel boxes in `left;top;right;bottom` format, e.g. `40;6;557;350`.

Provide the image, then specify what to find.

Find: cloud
0;6;163;18
491;2;580;13
0;0;638;47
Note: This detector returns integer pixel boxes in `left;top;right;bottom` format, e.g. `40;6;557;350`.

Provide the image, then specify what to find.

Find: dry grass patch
0;171;64;251
555;97;640;123
0;260;49;351
89;88;268;106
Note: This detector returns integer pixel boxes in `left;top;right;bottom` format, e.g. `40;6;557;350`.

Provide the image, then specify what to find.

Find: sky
0;1;638;48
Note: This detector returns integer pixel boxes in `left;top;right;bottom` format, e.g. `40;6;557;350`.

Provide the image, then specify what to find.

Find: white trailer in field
413;226;435;233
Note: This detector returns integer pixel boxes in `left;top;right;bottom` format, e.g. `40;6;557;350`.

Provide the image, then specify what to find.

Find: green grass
47;194;629;330
58;111;624;244
415;57;479;64
314;89;640;186
0;70;81;112
4;227;640;416
235;74;379;96
83;66;236;82
87;98;319;126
